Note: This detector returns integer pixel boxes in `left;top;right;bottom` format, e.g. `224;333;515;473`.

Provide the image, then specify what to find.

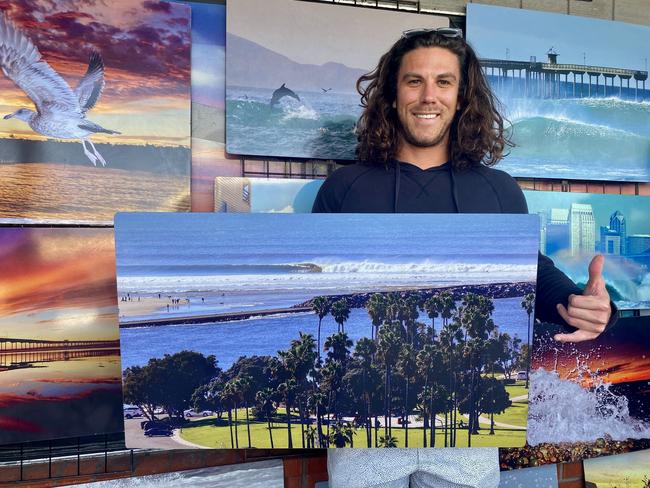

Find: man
313;27;613;342
314;28;614;488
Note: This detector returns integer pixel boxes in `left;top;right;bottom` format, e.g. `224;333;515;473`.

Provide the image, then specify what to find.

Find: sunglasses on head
401;27;463;40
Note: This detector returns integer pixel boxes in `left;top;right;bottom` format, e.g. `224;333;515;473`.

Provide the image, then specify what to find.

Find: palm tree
521;292;535;388
276;378;297;448
238;375;253;448
396;343;417;447
311;296;330;364
323;332;352;430
416;343;442;447
280;333;317;448
307;391;327;447
331;298;350;333
256;388;275;448
352;337;378;447
366;293;387;341
377;322;402;439
422;294;441;340
438;291;456;329
226;379;243;448
220;382;237;448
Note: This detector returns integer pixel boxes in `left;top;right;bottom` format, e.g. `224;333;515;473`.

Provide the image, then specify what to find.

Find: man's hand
554;254;612;343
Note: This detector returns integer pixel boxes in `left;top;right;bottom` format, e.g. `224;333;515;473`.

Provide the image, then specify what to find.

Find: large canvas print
0;1;191;224
115;213;538;449
0;227;123;445
226;0;447;160
524;190;650;310
467;4;650;182
584;449;650;488
189;1;240;212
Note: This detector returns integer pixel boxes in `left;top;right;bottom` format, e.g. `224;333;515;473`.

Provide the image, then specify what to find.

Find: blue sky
467;4;650;71
524;191;650;235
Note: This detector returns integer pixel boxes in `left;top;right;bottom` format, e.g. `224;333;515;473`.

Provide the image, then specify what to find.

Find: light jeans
328;448;500;488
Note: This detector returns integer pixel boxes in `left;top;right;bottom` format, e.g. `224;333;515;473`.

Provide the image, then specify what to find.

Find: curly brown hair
356;31;511;169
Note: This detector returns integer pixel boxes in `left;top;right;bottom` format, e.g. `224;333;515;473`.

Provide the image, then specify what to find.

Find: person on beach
313;28;616;488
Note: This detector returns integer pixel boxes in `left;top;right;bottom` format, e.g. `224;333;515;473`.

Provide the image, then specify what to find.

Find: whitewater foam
527;368;650;445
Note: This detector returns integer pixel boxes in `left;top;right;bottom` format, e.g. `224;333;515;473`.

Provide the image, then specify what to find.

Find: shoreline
119;306;312;328
119;281;535;329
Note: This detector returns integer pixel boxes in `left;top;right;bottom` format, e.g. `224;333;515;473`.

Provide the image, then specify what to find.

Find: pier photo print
114;213;539;449
226;0;447;160
467;4;650;182
0;0;191;224
0;227;123;445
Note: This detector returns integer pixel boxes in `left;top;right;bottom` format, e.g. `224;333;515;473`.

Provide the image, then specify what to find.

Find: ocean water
495;95;650;182
226;86;359;159
0;163;189;223
120;296;530;370
115;213;538;300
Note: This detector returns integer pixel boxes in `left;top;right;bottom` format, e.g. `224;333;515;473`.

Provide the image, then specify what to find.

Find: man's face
394;46;461;153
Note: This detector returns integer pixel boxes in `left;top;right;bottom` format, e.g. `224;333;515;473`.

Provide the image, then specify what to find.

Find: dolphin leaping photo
0;12;120;167
270;83;300;107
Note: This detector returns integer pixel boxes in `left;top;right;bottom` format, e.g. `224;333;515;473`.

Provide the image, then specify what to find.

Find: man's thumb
585;254;605;296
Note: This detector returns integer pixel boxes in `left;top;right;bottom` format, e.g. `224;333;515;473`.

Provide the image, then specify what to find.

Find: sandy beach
118;294;193;319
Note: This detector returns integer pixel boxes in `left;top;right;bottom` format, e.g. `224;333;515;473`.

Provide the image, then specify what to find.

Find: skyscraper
570;203;595;256
609;210;627;255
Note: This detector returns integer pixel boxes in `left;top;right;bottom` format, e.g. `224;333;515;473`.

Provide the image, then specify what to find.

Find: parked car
183;409;213;418
144;425;173;437
516;371;528;381
123;405;143;419
141;420;167;430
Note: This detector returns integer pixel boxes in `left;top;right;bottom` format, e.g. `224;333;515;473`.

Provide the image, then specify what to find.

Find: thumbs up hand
554;254;612;343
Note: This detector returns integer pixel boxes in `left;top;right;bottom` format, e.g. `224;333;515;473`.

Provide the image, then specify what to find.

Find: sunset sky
534;325;650;387
0;227;119;342
0;0;191;147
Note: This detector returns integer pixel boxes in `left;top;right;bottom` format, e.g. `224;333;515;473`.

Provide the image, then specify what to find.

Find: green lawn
179;408;526;449
505;380;530;399
478;380;529;428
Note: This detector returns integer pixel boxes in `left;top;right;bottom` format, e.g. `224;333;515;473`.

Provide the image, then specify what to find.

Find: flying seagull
270;83;300;107
0;12;120;166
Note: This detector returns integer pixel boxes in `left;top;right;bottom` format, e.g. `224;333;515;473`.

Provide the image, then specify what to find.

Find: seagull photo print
0;0;192;223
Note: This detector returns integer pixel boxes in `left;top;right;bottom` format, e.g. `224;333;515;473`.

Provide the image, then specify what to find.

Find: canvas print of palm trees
467;4;650;182
114;212;539;449
0;1;191;224
584;449;650;488
0;226;123;445
225;0;447;160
